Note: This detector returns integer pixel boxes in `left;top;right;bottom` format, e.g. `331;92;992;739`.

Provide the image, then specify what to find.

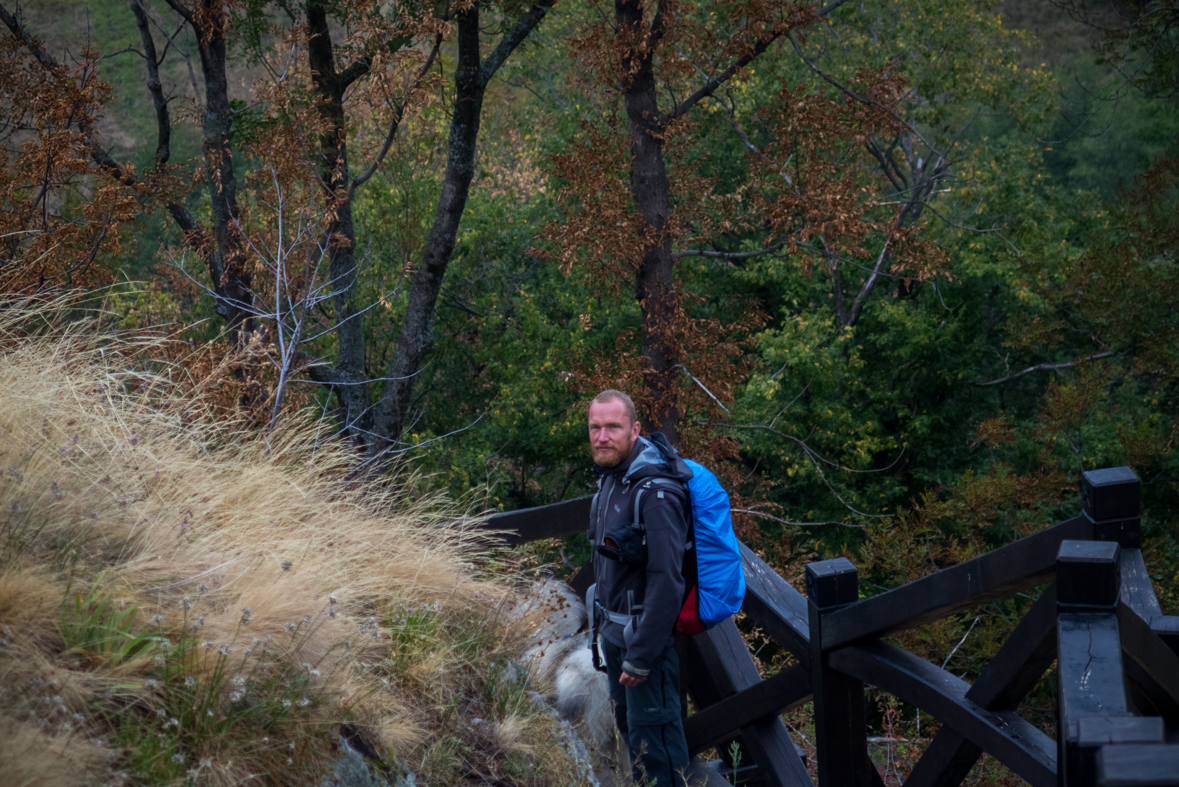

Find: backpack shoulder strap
588;476;603;545
632;477;693;544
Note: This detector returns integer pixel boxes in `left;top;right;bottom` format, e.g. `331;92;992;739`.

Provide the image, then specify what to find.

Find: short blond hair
592;389;637;424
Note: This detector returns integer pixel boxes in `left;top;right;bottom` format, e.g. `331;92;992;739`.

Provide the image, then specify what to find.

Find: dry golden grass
0;298;589;787
0;711;108;787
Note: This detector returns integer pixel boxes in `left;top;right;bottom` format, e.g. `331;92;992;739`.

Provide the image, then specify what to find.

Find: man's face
588;399;641;468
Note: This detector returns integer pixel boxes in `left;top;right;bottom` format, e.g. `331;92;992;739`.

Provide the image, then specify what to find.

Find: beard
591;443;627;467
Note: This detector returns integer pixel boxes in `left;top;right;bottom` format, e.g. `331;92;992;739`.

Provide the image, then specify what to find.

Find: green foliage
60;580;161;668
108;609;343;786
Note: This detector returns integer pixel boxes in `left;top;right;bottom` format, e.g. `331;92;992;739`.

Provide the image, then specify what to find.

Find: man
588;389;690;787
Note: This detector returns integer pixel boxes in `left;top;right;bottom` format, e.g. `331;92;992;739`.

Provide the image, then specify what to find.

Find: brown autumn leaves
0;0;949;470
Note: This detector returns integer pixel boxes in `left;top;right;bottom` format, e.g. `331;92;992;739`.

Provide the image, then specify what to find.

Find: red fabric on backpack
675;586;706;635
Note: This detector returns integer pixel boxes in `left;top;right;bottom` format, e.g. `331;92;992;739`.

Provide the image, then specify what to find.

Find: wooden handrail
1116;603;1179;721
483;466;1179;787
477;494;592;545
739;542;812;667
683;664;810;754
820;515;1089;652
906;583;1059;787
829;641;1057;787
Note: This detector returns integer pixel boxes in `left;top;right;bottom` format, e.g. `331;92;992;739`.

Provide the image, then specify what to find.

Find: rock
323;736;416;787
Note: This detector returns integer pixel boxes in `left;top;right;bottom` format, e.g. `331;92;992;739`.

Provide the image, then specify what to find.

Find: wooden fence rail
479;467;1179;787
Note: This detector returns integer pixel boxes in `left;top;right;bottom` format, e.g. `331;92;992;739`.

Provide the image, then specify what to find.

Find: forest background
3;0;1179;777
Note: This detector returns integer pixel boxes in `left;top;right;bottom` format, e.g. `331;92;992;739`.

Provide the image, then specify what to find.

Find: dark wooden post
1081;467;1158;615
1081;467;1141;547
1081;467;1173;717
1056;539;1164;787
807;557;874;787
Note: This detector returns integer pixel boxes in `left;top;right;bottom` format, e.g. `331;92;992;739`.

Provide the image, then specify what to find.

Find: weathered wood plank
904;584;1059;787
1150;614;1179;657
684;664;811;754
1116;602;1179;722
681;634;750;774
1119;548;1161;619
741;542;811;667
479;495;592;545
968;583;1060;711
821;516;1088;652
1083;464;1152;728
1058;539;1122;611
829;641;1056;787
707;760;765;784
693;619;814;787
1097;744;1179;786
1072;716;1165;787
1056;540;1134;787
1056;617;1132;787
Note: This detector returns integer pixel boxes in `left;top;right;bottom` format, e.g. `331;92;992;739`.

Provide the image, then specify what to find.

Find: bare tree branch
667;32;785;121
866;139;907;193
338;57;370;90
843;234;893;328
673;237;791;260
480;0;556;84
0;3;57;71
160;0;192;23
663;0;854;124
974;352;1115;387
673;364;730;413
130;0;172;164
733;508;864;528
348;32;444;196
819;237;848;326
816;0;854;15
2;2;206;241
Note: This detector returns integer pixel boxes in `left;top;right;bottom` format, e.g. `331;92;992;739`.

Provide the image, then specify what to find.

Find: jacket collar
595;435;680;484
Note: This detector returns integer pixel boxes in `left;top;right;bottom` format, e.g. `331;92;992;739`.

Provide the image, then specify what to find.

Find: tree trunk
306;0;373;449
616;0;680;445
372;3;486;452
193;0;254;347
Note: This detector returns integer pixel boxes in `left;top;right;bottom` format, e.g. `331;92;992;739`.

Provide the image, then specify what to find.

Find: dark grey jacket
590;436;689;676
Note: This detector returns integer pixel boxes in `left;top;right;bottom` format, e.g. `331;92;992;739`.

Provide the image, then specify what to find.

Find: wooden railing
480;467;1179;787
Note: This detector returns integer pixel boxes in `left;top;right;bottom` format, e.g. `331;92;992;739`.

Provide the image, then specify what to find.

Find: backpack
623;433;746;633
675;457;746;631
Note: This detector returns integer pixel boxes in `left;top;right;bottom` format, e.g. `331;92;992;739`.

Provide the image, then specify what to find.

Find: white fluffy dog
516;579;616;754
514;579;729;787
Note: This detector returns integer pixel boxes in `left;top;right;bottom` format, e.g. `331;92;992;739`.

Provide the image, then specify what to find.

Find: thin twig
732;508;862;528
673;364;730;413
941;615;980;670
974;352;1114;387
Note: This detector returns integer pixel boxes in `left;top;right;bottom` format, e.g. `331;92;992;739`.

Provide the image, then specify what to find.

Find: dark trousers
601;637;690;787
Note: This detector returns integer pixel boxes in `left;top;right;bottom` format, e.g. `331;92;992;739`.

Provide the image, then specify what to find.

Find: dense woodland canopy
3;0;1179;714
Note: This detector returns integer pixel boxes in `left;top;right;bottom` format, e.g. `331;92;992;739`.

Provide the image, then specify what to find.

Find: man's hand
619;671;646;687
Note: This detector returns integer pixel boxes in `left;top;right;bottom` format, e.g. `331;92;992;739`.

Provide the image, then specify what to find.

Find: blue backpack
642;434;746;631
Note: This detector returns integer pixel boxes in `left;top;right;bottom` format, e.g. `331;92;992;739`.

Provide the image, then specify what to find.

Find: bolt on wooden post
807;557;875;787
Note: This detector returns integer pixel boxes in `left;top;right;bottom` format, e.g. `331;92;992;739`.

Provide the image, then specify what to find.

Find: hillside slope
0;300;586;787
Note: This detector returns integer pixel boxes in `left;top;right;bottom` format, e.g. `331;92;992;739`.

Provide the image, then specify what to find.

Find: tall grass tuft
0;297;589;787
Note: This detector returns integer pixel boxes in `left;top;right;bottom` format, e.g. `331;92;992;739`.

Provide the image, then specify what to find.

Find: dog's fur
515;579;729;787
516;579;615;752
